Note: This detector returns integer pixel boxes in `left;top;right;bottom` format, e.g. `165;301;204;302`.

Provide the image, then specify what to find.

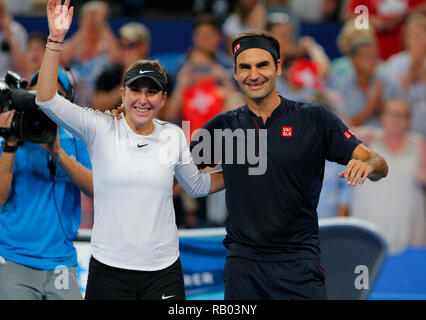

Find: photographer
0;70;92;300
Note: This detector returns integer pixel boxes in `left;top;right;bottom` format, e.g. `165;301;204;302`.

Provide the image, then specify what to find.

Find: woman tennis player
36;0;224;300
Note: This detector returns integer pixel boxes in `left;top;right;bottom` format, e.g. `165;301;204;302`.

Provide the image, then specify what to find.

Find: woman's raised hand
47;0;74;41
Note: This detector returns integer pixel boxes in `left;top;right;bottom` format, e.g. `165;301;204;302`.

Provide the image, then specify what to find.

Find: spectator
222;0;267;56
332;34;384;127
23;33;46;81
275;39;331;103
308;92;354;218
5;0;31;15
0;71;92;299
266;0;300;39
191;14;233;70
329;18;384;85
266;12;331;100
322;0;344;21
350;98;426;254
317;160;355;218
171;13;233;84
192;0;232;20
290;0;343;22
92;22;151;111
346;0;426;60
165;47;239;229
165;47;238;132
61;1;120;107
385;13;426;137
0;0;28;77
276;51;317;102
266;11;296;59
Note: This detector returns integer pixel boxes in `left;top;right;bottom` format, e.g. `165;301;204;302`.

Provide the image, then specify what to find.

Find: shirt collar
244;95;287;121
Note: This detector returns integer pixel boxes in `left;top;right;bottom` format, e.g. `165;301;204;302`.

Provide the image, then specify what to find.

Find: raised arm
36;1;110;147
36;0;74;103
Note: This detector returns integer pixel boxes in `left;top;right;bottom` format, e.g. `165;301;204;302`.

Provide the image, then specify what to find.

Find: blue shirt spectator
0;128;91;270
317;161;353;218
333;71;384;127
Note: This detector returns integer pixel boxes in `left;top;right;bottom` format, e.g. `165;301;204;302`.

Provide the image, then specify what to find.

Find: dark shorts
84;256;186;300
224;256;327;300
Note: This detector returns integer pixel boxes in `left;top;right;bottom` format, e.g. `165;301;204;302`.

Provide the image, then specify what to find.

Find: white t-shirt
37;94;211;271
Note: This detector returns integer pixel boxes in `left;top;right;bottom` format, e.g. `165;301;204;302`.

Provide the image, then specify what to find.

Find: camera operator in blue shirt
0;70;92;300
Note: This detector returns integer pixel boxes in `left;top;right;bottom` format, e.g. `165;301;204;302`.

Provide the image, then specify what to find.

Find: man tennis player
190;30;388;300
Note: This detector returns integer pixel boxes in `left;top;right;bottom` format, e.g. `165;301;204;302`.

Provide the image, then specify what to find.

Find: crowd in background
0;0;425;255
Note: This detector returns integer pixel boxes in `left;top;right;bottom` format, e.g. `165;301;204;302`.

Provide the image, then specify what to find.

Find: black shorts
224;256;327;300
84;256;186;300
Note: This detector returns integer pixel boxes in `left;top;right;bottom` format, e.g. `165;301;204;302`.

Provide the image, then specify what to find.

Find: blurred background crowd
0;0;425;255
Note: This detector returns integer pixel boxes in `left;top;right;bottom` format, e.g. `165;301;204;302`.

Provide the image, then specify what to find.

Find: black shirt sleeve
190;113;223;169
321;105;362;165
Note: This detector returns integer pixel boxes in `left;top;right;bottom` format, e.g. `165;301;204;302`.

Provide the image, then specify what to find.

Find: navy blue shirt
190;97;361;261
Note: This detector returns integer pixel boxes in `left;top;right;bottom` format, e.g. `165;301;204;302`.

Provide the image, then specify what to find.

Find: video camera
0;71;57;144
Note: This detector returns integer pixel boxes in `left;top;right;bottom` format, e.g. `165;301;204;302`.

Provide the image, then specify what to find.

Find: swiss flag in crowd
288;58;323;91
182;77;224;139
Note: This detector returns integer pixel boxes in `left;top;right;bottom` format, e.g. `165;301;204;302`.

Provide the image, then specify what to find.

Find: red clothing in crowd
182;77;224;141
348;0;425;60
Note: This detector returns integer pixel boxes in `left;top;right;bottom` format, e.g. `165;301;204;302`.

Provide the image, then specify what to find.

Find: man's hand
104;106;124;120
340;144;388;185
338;159;375;186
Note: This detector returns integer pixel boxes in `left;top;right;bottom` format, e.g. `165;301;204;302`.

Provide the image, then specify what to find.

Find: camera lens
20;110;56;143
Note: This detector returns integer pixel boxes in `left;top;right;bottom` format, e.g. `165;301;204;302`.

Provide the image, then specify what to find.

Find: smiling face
121;78;166;134
234;48;281;103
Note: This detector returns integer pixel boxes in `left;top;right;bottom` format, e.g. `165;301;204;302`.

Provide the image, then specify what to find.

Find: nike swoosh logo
161;294;175;300
139;70;153;75
137;144;148;148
